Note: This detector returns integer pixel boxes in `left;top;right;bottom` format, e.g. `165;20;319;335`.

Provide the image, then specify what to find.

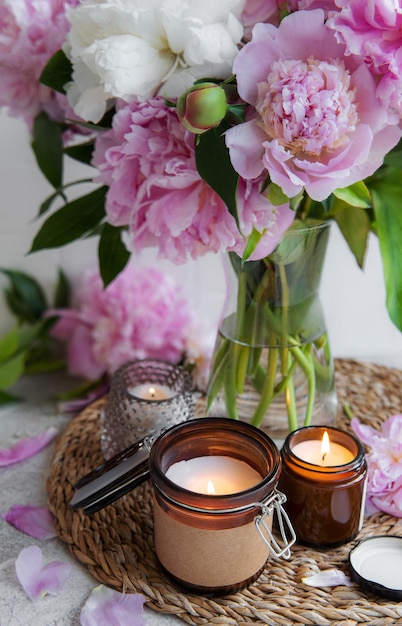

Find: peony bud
176;82;227;134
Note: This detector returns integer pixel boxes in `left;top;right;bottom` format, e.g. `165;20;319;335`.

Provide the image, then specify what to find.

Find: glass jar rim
150;417;282;511
282;425;365;474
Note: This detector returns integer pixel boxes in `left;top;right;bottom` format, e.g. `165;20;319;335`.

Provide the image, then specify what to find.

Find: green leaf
29;186;107;251
195;124;239;225
17;320;51;352
242;228;264;262
0;389;21;405
37;179;95;217
333;182;371;208
370;171;402;331
53;268;71;308
31;113;63;189
0;326;19;363
333;202;370;269
0;269;48;321
38;189;66;217
64;142;95;165
24;359;66;375
39;49;72;94
266;183;289;206
0;352;26;389
98;223;131;286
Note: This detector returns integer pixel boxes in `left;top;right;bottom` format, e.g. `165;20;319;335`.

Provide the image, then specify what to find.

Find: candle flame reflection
321;430;330;462
207;480;216;495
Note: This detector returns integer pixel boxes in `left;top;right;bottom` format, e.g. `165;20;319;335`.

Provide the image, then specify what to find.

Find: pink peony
93;97;294;263
241;0;281;37
328;0;402;116
290;0;338;12
226;9;402;202
351;414;402;518
0;0;79;126
49;264;198;381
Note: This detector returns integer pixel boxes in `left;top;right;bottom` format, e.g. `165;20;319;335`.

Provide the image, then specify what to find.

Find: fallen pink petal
302;569;353;587
0;428;58;467
15;545;72;601
2;505;56;539
80;585;146;626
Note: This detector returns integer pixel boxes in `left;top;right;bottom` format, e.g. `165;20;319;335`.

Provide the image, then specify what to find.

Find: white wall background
1;110;402;367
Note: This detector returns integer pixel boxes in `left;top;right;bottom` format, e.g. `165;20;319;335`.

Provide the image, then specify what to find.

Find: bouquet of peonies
1;0;402;427
1;0;401;321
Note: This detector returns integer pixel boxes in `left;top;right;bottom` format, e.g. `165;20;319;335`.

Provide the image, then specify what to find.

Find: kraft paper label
153;501;271;587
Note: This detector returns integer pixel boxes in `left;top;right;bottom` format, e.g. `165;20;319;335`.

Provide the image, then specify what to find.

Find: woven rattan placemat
47;359;402;625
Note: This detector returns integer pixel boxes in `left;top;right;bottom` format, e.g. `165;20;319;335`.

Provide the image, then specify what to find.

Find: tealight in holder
278;426;367;548
100;359;193;459
71;418;296;595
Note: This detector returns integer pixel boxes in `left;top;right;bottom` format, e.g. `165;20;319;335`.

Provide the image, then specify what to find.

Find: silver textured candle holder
100;359;194;459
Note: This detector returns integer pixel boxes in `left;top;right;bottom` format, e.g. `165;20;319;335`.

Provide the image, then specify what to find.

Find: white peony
64;0;246;122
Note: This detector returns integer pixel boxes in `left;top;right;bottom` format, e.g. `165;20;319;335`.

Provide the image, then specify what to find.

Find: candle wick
322;452;327;462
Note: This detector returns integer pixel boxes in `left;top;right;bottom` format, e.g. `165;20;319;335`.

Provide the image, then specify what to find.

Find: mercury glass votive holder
100;359;194;460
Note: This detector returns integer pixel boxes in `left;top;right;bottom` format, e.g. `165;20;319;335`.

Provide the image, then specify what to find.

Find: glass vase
206;220;337;442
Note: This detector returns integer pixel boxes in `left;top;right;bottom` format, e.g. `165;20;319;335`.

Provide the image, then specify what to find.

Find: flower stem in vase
207;221;337;439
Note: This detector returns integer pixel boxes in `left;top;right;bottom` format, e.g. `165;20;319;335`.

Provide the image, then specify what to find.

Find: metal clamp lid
254;489;296;559
70;436;154;515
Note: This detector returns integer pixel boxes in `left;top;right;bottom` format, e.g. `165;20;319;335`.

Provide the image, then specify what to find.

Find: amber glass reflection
279;426;367;548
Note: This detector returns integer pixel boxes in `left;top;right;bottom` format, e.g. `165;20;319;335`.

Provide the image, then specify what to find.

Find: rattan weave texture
47;359;402;625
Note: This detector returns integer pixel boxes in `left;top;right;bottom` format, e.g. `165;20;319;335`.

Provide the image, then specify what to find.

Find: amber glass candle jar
149;417;295;595
279;426;367;548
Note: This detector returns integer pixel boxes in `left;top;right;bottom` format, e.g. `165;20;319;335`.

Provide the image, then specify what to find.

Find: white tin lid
349;535;402;601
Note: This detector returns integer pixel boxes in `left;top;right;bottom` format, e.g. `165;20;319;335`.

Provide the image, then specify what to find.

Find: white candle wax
165;456;263;495
128;383;176;400
292;439;355;466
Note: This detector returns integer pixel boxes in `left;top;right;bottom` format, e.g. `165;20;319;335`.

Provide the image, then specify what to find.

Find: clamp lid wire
254;489;296;559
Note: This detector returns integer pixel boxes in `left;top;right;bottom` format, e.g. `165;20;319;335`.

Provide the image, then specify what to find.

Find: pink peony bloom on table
226;9;402;202
0;0;79;127
93;97;294;264
328;0;402;116
351;414;402;518
49;264;196;381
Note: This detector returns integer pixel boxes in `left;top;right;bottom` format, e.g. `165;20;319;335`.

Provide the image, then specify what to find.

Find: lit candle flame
321;430;330;462
207;480;216;495
149;386;156;399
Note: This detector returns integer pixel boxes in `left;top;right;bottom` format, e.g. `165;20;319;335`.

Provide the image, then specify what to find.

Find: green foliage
333;181;371;209
195;122;239;226
53;268;71;308
0;269;71;404
267;183;289;206
32;113;64;189
64;141;95;166
30;186;107;251
98;223;131;286
0;268;47;322
242;228;264;262
331;201;370;269
39;49;72;94
370;168;402;331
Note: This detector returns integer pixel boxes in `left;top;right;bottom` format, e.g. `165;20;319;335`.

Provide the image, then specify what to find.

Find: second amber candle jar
278;426;367;548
